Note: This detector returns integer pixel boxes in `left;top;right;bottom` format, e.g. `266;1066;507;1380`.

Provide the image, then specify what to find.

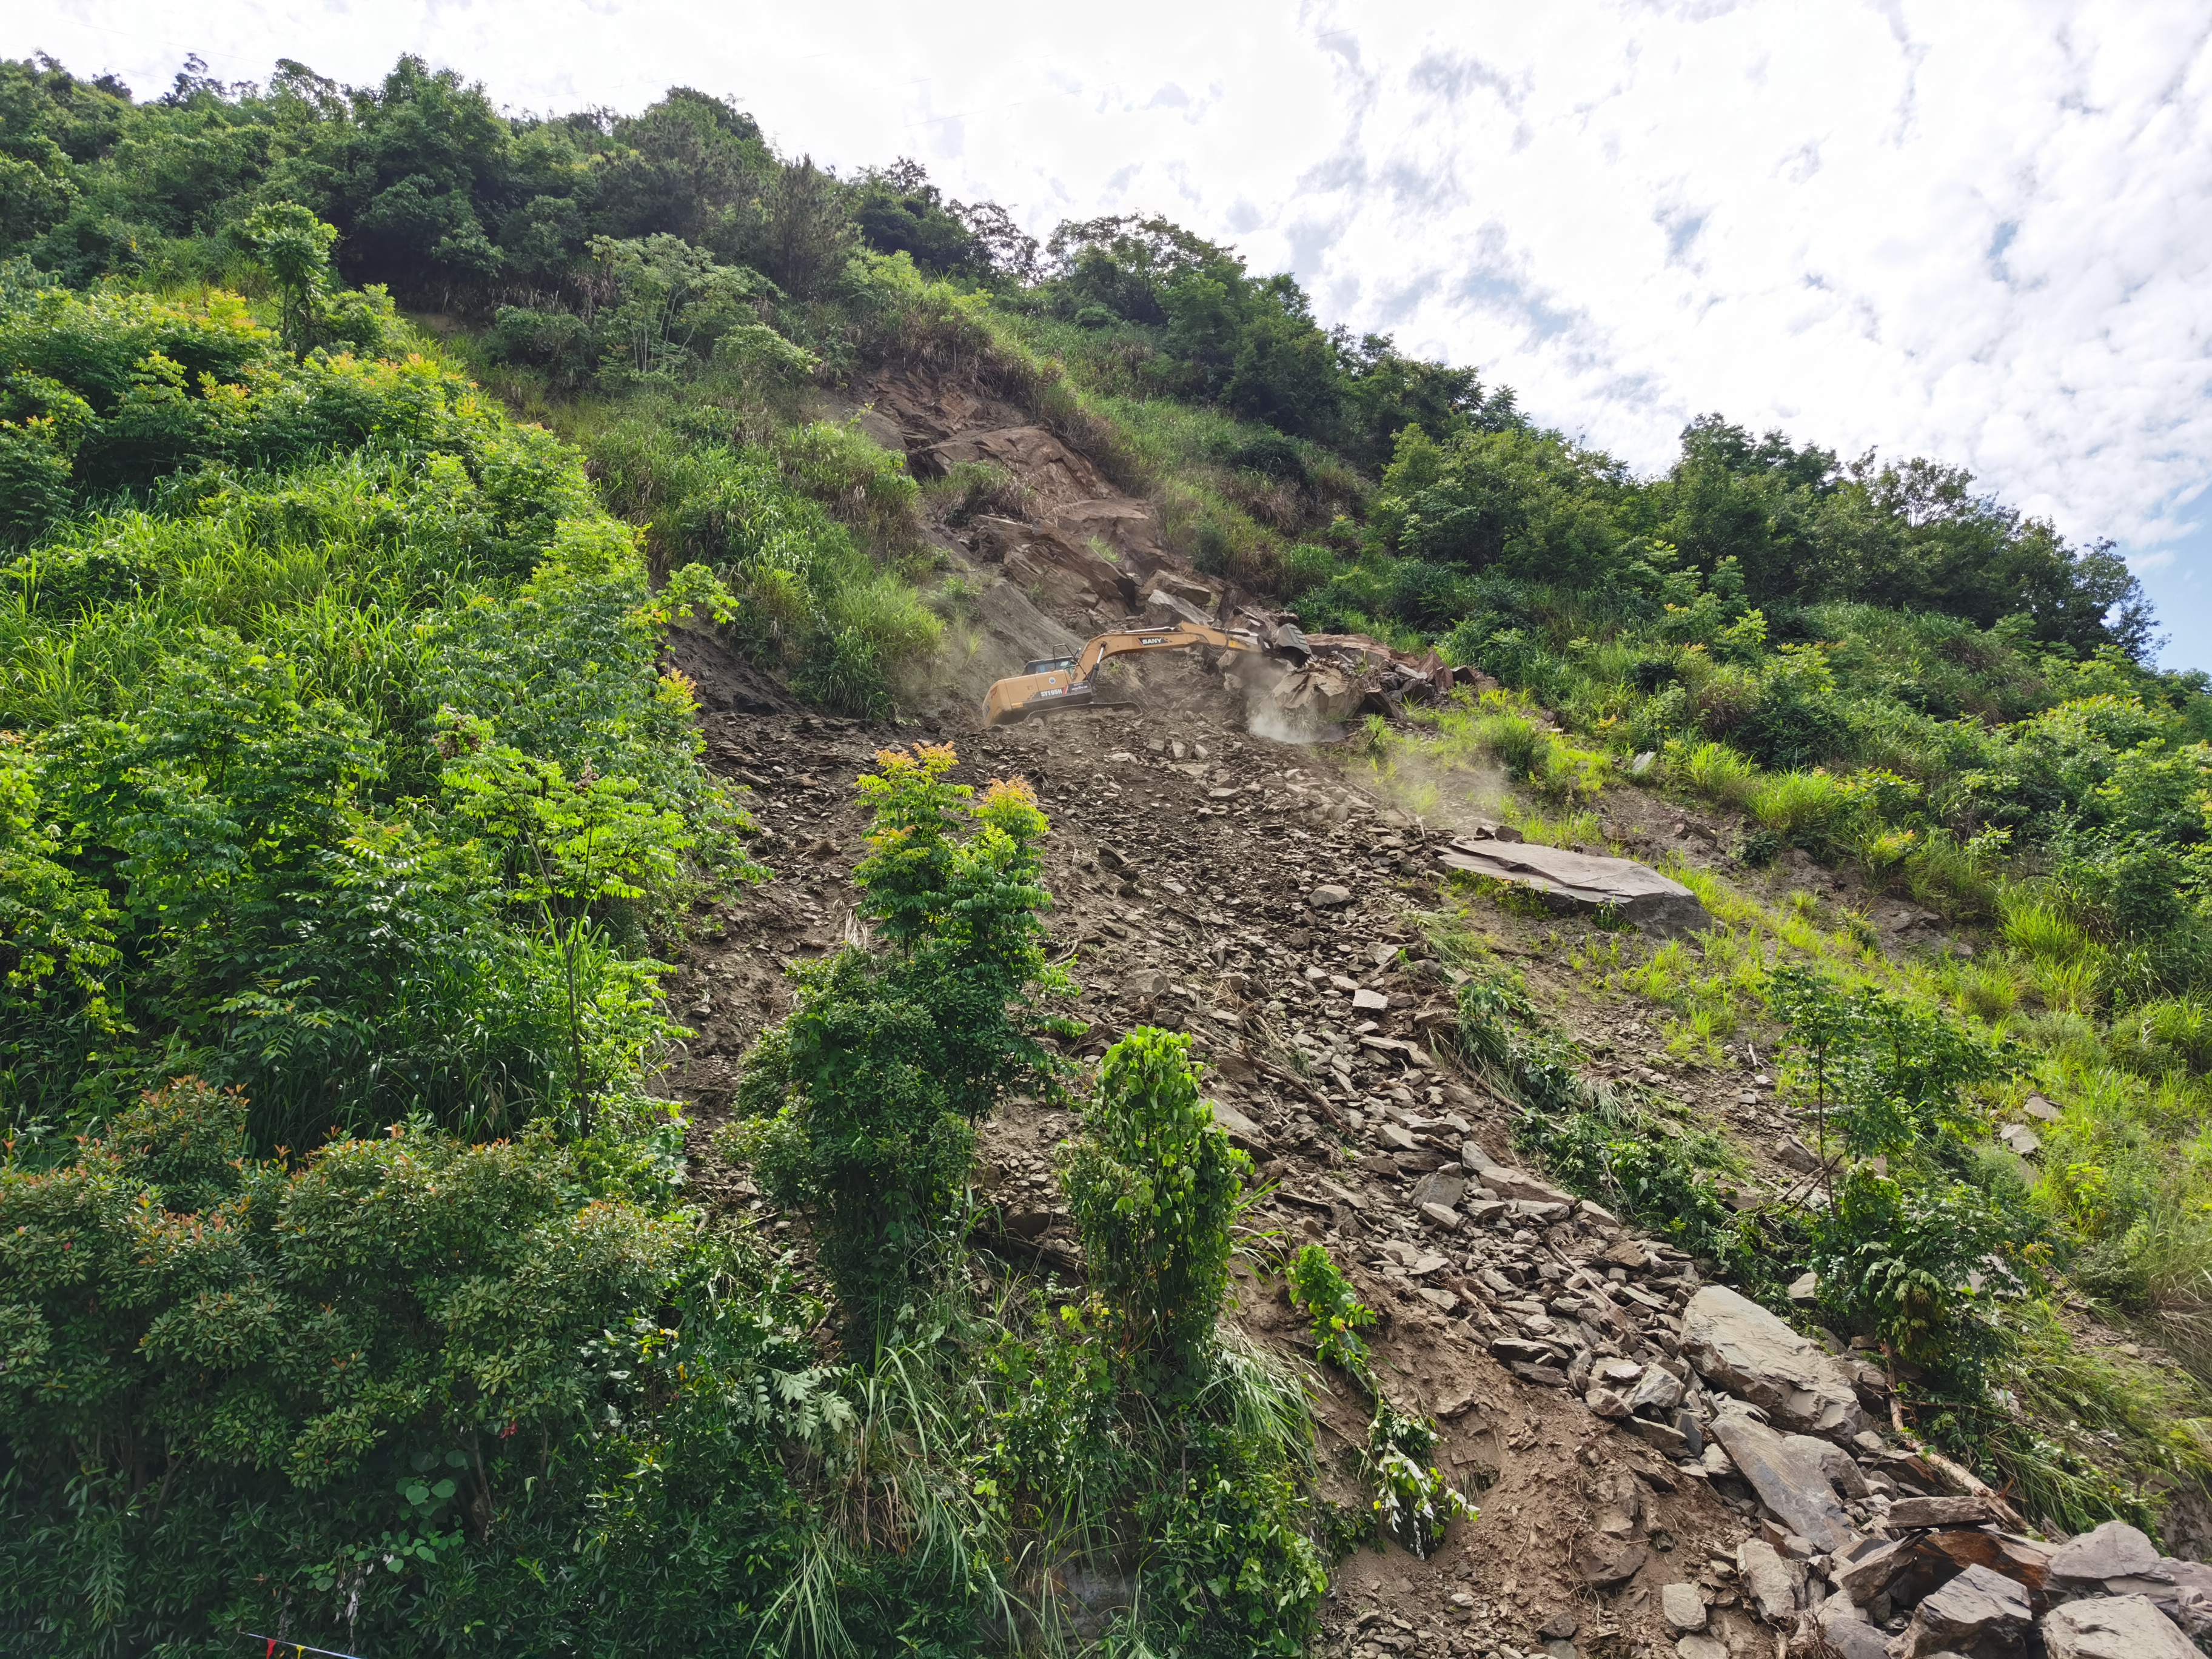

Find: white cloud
25;0;2212;659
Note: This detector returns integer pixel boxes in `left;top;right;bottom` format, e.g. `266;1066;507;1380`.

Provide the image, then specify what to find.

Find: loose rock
1899;1562;2031;1658
1573;1534;1649;1587
2048;1520;2160;1584
1735;1538;1803;1621
1660;1581;1707;1631
2043;1592;2201;1659
1706;1404;1855;1553
1681;1285;1866;1438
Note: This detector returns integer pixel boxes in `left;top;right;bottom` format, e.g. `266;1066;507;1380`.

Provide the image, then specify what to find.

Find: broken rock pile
1312;1107;2210;1658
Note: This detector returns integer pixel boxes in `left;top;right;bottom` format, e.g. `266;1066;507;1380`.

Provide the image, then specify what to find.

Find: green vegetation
5;38;2212;1646
734;744;1061;1344
1427;877;2212;1538
1287;1244;1472;1560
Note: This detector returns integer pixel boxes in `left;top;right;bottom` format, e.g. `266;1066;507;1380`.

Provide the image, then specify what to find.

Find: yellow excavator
984;622;1296;725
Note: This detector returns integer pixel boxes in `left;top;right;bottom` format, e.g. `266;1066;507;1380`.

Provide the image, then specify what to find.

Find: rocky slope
655;371;2210;1658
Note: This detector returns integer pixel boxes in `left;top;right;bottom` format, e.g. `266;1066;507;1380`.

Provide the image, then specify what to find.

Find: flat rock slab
1682;1285;1866;1438
1708;1404;1856;1555
1439;839;1711;936
2044;1592;2200;1659
1888;1495;1999;1529
1476;1164;1576;1204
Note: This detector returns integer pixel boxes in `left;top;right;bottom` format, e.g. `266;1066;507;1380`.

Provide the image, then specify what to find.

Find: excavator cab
983;660;1087;725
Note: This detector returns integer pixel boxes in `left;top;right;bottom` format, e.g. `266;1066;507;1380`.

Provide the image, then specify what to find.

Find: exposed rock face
1681;1285;1866;1438
966;515;1138;612
1436;838;1711;936
913;426;1111;506
2043;1592;2203;1659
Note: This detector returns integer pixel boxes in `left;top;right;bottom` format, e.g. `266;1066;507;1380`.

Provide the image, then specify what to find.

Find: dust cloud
1231;657;1344;746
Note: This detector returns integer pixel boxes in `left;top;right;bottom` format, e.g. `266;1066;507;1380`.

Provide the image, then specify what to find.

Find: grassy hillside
4;47;2211;1657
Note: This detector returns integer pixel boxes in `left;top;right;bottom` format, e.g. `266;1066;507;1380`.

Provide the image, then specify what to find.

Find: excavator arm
982;623;1269;726
1072;623;1262;678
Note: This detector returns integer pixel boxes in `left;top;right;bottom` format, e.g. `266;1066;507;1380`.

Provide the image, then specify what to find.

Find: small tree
233;201;339;357
740;745;1059;1347
1062;1027;1248;1389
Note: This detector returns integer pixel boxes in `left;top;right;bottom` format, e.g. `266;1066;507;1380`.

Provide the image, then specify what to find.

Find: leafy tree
0;1080;839;1656
230;198;337;354
1062;1027;1248;1388
585;232;777;377
739;745;1059;1346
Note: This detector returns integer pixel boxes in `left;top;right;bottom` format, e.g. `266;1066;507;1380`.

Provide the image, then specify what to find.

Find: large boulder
1899;1563;2031;1657
2043;1592;2200;1659
1706;1404;1856;1553
1832;1529;2051;1611
1436;839;1711;936
2104;1558;2212;1637
1681;1285;1866;1438
2048;1520;2160;1584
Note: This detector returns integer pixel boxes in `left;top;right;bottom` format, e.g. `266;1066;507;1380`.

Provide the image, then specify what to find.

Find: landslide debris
660;367;2210;1658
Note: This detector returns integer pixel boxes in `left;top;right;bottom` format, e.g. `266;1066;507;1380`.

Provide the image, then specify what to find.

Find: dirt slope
654;370;2194;1658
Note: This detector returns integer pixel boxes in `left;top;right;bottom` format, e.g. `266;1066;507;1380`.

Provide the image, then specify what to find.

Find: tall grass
1669;739;1760;811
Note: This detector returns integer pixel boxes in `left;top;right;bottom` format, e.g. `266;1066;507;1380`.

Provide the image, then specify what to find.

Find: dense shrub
736;745;1060;1346
1063;1027;1248;1387
0;1079;836;1657
0;287;752;1148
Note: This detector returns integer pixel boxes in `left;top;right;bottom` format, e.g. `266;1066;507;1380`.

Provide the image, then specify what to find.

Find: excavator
982;622;1304;726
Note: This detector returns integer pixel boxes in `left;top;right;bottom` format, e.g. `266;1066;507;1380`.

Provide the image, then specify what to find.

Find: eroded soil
646;369;2177;1658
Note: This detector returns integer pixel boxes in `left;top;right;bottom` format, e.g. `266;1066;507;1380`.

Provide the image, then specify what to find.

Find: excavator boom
982;623;1272;726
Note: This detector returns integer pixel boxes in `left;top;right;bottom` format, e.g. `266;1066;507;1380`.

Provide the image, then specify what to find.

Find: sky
24;0;2212;668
